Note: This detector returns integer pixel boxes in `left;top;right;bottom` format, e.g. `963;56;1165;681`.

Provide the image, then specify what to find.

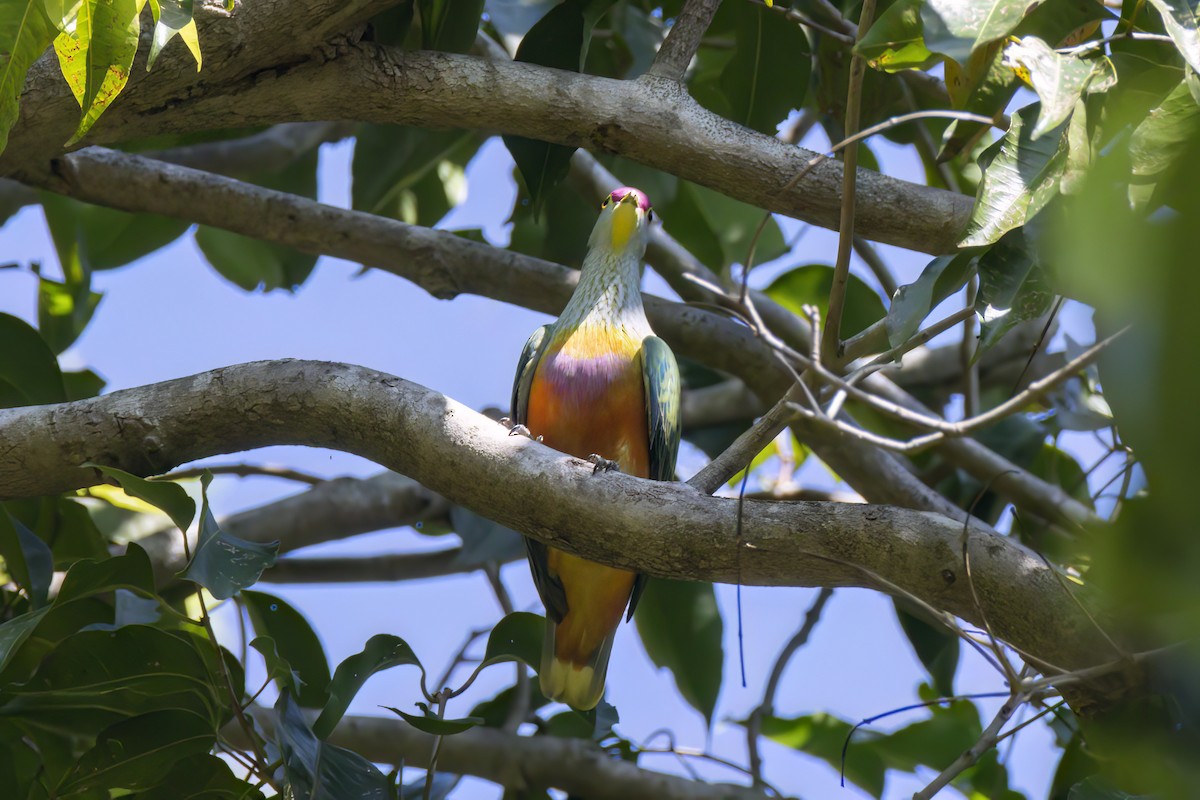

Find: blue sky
0;135;1086;798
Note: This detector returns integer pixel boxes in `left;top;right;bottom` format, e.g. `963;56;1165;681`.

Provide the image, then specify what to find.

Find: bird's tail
539;615;618;711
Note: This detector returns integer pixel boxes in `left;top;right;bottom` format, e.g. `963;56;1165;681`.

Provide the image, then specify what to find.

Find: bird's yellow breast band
609;201;637;250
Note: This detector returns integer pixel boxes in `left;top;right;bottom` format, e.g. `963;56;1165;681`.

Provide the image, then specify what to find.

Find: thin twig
157;464;325;485
962;275;980;417
752;0;856;43
821;0;877;363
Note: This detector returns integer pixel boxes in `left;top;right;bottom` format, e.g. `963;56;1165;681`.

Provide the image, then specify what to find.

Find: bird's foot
587;454;621;474
501;418;537;439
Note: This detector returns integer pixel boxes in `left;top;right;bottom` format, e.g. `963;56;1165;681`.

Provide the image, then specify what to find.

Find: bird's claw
587;454;621;474
504;420;537;440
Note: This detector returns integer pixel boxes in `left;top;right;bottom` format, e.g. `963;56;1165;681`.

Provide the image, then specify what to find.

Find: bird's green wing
511;325;550;427
627;335;682;620
510;325;568;623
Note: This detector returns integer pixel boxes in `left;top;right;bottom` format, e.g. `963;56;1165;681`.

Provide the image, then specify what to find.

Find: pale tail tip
542;658;603;711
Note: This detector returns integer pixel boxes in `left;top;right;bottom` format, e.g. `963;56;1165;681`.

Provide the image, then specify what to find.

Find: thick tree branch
19;146;1091;527
8;44;971;253
230;708;768;800
0;360;1124;710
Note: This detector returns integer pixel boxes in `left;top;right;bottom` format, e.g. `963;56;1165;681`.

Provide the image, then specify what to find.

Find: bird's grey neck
557;249;648;332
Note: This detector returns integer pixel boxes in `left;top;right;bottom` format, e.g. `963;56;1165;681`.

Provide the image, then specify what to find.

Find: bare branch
0;360;1129;709
648;0;722;82
260;548;485;584
229;708;770;800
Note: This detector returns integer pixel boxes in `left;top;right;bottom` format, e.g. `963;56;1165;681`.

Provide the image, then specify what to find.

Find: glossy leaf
387;705;485;734
180;475;277;599
146;0;201;70
718;2;810;134
37;276;102;354
82;463;196;533
633;579;722;723
481;611;544;669
243;589;331;708
939;40;1019;162
886;250;978;347
0;511;53;608
1146;0;1200;75
0;312;67;407
1004;36;1115;138
57;709;214;794
1129;80;1200;210
55;0;147;145
921;0;1037;64
502;0;616;211
195;149;319;291
275;690;392;799
766;264;887;339
975;229;1055;356
960;103;1069;247
250;635;303;696
894;598;959;696
856;0;937;72
0;1;61;155
313;633;423;738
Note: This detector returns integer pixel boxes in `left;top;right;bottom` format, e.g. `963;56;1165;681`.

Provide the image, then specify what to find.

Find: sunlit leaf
0;1;61;155
313;634;423;738
83;463;195;533
1004;36;1115;138
960;103;1069;247
633;579;722;723
922;0;1039;64
243;589;330;708
147;0;201;70
1128;79;1200;210
856;0;936;72
1145;0;1200;75
352;126;479;227
54;0;148;146
974;228;1055;356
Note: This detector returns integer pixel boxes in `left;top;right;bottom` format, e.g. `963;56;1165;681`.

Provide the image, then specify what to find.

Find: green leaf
922;0;1037;64
180;474;278;599
41;191;191;271
507;179;598;268
718;2;810;134
0;312;67;407
352;126;480;227
1004;36;1115;138
502;0;616;211
146;0;201;70
419;0;485;52
0;606;51;677
886;250;978;347
249;635;303;696
58;709;215;795
939;40;1019;162
765;264;887;339
656;180;786;273
894;598;959;696
974;229;1055;356
275;690;391;800
387;705;485;735
195;149;319;291
633;579;722;723
63;367;106;400
55;542;156;604
856;0;937;72
960;103;1069;248
38;276;102;354
54;0;147;146
0;511;53;608
1068;776;1153;799
470;681;551;728
242;589;330;708
1128;79;1200;210
128;753;265;800
481;611;544;669
46;496;109;564
313;634;423;738
1146;0;1200;75
0;1;61;155
82;463;196;533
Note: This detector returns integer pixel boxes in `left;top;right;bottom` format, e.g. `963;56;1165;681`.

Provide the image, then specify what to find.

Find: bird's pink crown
609;187;652;212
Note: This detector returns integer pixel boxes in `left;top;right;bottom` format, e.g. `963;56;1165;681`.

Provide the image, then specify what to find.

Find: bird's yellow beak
609;194;638;251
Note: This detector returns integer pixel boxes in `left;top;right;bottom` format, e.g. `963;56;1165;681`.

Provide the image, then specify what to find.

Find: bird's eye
601;197;611;208
647;208;655;222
